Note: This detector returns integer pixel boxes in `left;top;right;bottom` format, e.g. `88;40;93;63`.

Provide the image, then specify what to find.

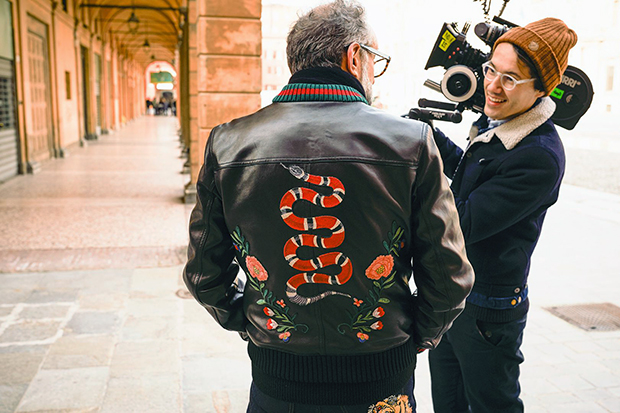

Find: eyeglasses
481;62;536;90
359;44;391;78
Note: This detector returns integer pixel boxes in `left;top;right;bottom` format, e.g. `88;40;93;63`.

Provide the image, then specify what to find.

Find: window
61;0;67;12
607;66;614;92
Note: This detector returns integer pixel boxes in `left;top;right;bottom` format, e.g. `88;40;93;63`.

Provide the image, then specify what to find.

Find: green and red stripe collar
273;83;369;105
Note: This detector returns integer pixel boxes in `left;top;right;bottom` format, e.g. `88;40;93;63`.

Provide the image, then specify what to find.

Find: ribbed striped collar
273;83;369;104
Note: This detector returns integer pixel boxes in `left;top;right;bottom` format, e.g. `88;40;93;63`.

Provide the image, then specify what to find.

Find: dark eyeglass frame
481;62;536;90
358;44;391;78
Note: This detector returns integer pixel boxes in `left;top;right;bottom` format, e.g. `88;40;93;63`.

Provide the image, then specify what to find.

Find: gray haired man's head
286;0;374;74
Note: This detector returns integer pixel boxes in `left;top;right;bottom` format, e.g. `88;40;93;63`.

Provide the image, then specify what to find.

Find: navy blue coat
433;98;565;322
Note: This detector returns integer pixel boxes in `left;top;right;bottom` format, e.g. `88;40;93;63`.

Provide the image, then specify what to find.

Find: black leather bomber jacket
183;84;474;403
184;95;473;349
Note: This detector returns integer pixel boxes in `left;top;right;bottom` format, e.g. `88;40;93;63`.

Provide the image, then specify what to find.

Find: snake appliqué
280;164;352;305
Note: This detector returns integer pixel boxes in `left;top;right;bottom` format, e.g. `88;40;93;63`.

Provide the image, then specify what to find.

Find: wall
185;0;262;201
53;7;79;149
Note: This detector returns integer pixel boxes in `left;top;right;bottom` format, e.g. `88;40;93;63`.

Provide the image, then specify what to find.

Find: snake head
281;163;305;180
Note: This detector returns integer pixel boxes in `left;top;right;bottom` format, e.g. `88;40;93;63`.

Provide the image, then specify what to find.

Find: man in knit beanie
428;18;577;413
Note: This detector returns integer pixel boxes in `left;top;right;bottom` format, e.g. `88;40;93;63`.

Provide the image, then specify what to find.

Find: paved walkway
1;115;620;412
0;116;189;273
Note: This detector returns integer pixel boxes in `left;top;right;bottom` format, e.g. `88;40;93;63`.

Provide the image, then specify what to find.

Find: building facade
0;0;262;195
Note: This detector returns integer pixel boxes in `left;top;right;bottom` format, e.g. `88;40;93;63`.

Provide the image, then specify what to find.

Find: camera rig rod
423;79;442;94
419;98;458;111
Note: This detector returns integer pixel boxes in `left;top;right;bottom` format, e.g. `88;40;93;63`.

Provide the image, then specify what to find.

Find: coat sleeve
432;127;464;179
183;130;248;332
410;126;475;350
453;145;563;244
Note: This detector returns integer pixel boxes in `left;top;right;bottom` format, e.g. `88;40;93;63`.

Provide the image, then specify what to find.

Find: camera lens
446;74;472;98
441;65;478;102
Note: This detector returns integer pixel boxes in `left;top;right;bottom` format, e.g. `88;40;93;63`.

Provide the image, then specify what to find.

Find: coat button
514;287;521;293
466;152;473;158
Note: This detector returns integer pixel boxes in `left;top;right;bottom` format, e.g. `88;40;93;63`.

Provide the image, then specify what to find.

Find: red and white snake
280;164;353;305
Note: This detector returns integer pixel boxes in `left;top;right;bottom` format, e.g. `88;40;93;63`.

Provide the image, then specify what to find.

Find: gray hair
286;0;373;74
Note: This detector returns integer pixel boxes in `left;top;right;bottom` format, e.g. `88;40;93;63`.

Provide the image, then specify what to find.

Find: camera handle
405;108;463;124
404;97;463;124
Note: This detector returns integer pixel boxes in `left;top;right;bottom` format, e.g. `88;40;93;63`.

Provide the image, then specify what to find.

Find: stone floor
1;115;620;412
0;116;190;273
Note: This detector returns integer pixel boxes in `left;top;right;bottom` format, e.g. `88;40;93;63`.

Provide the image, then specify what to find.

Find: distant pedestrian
183;0;473;411
428;18;578;413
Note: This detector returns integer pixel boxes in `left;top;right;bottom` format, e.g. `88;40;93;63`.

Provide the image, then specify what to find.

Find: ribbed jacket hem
247;339;417;405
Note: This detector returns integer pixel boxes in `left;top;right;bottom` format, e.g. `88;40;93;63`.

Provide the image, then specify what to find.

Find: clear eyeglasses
481;62;536;90
359;44;391;78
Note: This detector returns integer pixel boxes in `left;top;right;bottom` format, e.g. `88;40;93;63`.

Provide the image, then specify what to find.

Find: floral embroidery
367;394;413;413
371;321;383;330
245;256;268;281
337;222;404;342
231;226;309;341
366;255;394;280
266;319;278;330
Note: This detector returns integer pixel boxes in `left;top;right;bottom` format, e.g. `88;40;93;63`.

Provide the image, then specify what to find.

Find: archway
145;60;176;115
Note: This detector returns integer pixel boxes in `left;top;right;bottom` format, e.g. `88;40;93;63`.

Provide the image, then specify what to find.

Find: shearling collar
468;97;556;150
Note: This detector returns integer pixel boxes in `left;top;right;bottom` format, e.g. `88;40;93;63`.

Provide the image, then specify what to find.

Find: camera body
424;19;513;113
416;16;593;130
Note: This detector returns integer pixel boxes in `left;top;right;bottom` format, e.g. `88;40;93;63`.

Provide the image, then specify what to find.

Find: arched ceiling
76;0;186;67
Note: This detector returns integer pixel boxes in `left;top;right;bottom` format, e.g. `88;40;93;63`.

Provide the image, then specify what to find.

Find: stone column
184;0;262;203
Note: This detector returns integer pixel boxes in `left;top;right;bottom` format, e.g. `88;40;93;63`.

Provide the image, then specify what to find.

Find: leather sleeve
409;126;474;349
183;131;248;332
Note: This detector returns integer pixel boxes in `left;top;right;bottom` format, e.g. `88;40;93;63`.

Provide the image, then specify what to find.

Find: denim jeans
247;375;416;413
428;311;527;413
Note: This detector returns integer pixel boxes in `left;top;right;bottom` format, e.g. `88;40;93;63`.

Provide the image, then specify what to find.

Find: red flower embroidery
371;321;383;330
373;307;385;318
266;319;278;330
246;256;268;281
354;298;364;307
357;332;369;342
279;332;291;342
263;307;274;316
277;299;286;308
365;255;394;280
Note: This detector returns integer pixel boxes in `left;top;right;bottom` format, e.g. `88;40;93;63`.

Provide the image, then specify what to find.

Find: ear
341;43;363;79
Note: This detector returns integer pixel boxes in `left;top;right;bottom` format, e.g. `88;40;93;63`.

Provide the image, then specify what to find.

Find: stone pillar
184;0;262;203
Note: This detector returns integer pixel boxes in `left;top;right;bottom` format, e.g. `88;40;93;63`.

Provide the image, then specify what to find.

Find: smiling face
484;43;545;121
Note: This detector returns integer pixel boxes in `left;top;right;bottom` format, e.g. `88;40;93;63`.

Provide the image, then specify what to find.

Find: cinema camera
408;16;594;130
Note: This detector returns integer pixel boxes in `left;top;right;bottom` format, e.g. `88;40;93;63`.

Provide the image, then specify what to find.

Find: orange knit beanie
493;18;578;96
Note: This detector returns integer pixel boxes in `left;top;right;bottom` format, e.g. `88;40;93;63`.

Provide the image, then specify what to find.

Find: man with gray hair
183;1;474;411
